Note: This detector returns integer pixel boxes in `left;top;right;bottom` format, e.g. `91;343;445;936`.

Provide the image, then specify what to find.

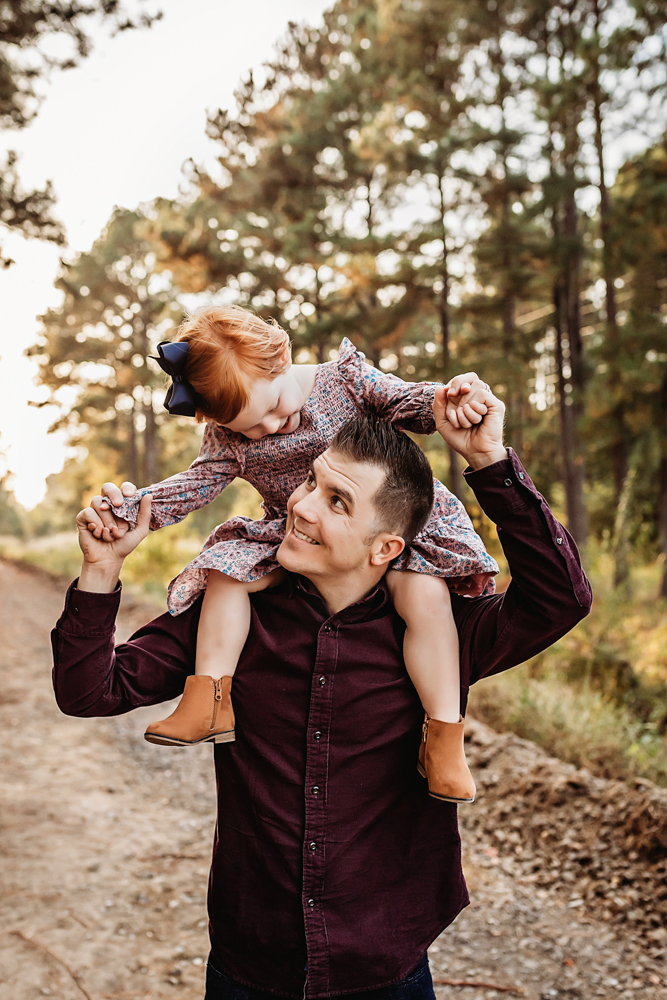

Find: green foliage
0;0;159;265
27;207;185;487
470;549;667;786
469;662;667;787
0;476;262;602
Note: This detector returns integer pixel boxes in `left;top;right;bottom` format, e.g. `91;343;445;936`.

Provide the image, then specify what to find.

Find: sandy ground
0;559;665;1000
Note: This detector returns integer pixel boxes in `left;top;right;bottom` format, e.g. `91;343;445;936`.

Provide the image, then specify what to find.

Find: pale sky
0;0;331;507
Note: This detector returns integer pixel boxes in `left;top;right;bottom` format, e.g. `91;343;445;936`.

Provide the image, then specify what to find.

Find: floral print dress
114;339;499;614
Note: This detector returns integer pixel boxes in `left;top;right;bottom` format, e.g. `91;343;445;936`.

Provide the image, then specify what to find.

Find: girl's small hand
445;379;489;430
101;481;138;507
444;372;480;400
84;481;138;540
434;380;506;470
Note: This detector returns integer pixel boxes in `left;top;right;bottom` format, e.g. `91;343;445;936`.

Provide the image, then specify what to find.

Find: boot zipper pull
213;679;222;701
422;718;430;741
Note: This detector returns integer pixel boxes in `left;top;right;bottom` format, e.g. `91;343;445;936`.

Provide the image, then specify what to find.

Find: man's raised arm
436;380;592;694
52;493;197;717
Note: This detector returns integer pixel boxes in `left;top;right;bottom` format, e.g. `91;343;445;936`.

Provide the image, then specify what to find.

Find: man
52;382;591;1000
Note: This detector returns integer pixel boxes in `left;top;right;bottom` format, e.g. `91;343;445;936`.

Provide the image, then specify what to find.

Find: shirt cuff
463;448;541;518
57;579;123;636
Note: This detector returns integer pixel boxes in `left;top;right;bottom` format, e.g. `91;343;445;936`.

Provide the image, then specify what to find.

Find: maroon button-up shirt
51;451;591;998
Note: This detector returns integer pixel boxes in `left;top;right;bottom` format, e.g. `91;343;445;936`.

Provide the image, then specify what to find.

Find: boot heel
213;730;236;743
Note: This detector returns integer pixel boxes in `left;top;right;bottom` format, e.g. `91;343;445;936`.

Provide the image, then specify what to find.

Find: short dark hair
330;415;434;544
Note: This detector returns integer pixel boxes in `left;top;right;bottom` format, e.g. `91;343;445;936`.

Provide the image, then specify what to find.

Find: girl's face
222;364;306;440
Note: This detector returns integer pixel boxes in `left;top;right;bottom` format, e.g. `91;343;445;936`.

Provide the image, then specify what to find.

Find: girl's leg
144;568;284;747
195;570;284;679
386;570;460;722
386;569;475;803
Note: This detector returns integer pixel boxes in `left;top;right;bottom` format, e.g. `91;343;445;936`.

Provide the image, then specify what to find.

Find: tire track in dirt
0;560;665;1000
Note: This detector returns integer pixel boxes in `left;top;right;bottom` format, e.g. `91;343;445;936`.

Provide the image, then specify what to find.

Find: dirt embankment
0;559;665;1000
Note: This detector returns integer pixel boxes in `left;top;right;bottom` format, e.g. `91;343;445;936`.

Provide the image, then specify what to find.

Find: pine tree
604;138;667;596
27;207;182;486
0;0;159;265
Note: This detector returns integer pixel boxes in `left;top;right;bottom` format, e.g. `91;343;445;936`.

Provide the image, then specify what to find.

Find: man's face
277;448;401;582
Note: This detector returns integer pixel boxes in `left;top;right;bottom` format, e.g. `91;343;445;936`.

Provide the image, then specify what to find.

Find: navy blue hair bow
151;341;201;417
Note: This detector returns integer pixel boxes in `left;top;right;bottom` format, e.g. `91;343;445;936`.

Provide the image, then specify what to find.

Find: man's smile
292;525;319;545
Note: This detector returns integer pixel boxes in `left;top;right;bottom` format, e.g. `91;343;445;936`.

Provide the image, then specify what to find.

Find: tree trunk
143;392;158;484
137;319;159;485
126;402;139;486
436;166;464;501
562;190;588;547
554;281;587;546
590;12;629;580
659;371;667;599
498;87;521;460
612;462;635;594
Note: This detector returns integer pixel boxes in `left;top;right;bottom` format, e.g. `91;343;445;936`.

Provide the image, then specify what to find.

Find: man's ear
369;533;405;567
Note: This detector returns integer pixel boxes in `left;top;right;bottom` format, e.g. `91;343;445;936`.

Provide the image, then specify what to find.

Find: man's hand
434;375;507;470
76;493;152;593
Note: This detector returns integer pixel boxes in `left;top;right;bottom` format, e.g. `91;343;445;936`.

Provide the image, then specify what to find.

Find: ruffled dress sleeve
111;422;242;530
336;338;437;434
393;481;499;596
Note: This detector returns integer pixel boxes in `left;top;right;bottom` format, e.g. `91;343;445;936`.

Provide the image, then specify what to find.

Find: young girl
100;305;498;803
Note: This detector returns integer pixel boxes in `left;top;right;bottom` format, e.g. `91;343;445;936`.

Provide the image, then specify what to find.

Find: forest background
2;0;667;787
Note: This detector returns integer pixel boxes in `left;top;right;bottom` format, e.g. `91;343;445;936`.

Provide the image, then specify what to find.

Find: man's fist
75;493;152;593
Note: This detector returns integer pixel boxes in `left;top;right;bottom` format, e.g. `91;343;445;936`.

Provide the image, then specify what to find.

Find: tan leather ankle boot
417;715;476;803
144;675;235;746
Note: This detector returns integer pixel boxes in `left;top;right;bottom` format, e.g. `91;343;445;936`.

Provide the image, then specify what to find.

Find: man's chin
277;534;315;575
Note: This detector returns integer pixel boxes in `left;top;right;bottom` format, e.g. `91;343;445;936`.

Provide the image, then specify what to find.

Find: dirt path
0;560;665;1000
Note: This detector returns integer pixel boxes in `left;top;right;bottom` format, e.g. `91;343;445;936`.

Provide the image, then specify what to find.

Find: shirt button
503;478;513;486
518;472;525;480
311;786;320;795
556;537;563;545
313;731;322;740
319;676;326;686
323;624;332;633
307;898;315;907
309;842;317;851
72;607;80;616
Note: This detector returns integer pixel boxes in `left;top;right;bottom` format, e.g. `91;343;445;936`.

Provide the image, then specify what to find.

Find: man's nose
292;491;317;524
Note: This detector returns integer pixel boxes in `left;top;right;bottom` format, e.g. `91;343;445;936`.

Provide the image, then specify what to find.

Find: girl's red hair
177;306;291;425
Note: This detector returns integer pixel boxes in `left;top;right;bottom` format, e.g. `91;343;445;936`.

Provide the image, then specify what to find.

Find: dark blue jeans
204;954;435;1000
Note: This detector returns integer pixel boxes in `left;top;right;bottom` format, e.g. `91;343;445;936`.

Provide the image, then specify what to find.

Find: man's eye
331;496;345;511
306;474;315;487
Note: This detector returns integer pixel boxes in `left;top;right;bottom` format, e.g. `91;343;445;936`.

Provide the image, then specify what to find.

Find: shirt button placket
302;618;337;992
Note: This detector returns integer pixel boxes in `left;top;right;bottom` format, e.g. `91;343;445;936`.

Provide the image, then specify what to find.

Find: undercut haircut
330;415;434;544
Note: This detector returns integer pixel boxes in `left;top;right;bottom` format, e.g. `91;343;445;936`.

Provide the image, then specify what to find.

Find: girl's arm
338;338;463;435
108;422;242;531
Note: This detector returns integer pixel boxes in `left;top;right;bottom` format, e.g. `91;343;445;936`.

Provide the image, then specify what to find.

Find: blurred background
1;0;667;787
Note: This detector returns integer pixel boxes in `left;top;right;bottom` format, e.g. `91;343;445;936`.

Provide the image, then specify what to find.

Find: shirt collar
290;573;390;624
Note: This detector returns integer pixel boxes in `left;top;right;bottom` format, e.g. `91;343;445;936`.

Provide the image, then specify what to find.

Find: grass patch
470;546;667;788
0;525;204;604
0;533;83;581
469;663;667;786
